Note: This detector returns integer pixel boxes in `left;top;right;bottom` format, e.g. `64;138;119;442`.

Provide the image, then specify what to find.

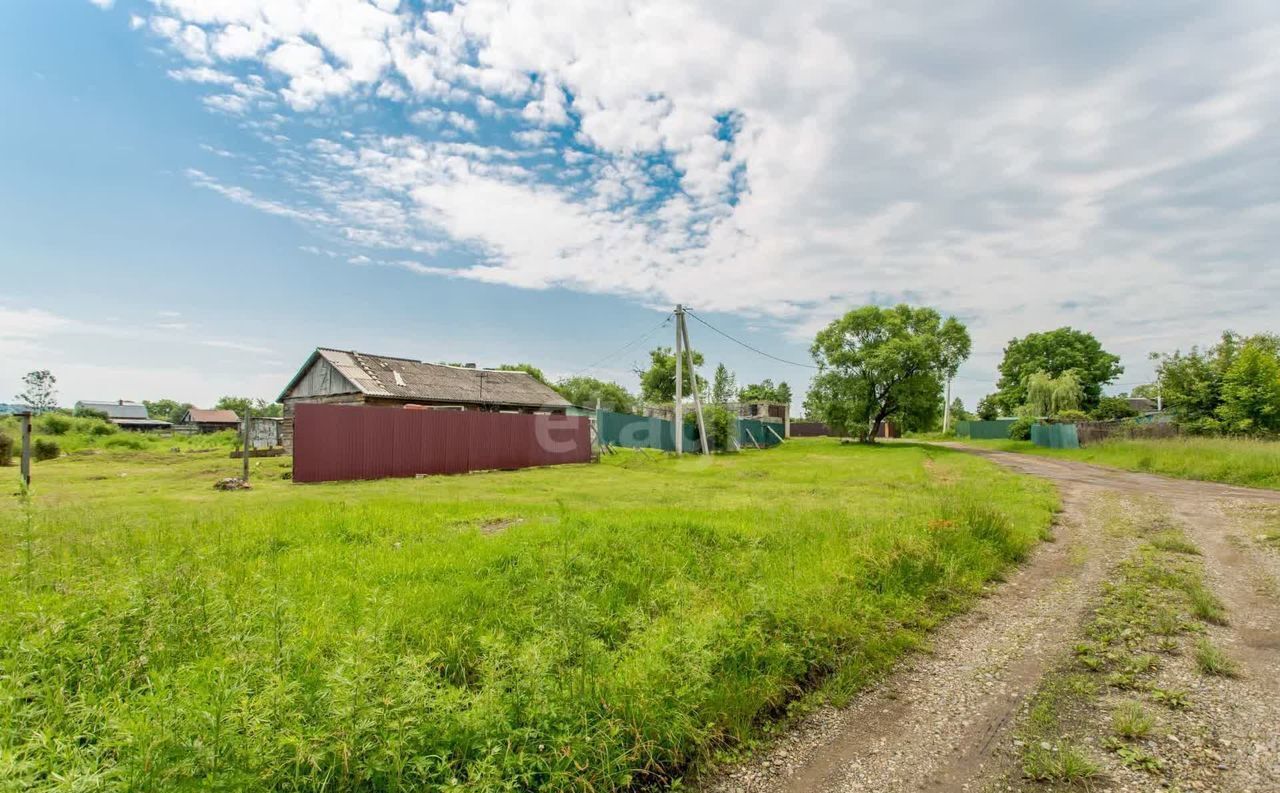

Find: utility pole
18;409;32;488
674;304;684;455
680;310;710;454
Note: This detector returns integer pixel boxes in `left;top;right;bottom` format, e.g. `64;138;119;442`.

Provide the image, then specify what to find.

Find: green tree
976;394;1000;420
1216;342;1280;434
710;364;737;405
1092;396;1139;421
638;346;705;404
738;379;791;404
15;370;57;411
995;328;1122;412
1024;371;1084;417
554;376;638;413
214;396;283;419
949;397;969;422
1154;332;1280;431
805;304;971;442
143;399;193;424
496;363;550;385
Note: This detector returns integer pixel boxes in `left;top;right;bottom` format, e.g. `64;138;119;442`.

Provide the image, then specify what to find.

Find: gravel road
701;446;1280;793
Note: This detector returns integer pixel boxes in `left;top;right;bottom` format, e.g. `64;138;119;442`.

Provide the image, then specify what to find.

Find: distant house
733;400;791;437
74;400;172;431
277;348;573;452
180;408;242;433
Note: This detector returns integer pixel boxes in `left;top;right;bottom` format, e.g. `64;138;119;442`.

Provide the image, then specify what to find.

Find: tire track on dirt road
701;446;1280;793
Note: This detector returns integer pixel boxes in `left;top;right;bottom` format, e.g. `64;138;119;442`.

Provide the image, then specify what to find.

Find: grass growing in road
1193;639;1239;677
0;439;1055;792
964;436;1280;490
1011;506;1234;787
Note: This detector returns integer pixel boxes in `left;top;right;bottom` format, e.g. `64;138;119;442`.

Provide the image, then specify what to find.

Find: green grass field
964;436;1280;490
0;439;1055;791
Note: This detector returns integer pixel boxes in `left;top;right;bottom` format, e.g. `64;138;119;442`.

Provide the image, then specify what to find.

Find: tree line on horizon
12;315;1279;443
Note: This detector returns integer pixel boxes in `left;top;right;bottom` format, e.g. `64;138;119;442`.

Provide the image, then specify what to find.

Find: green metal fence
595;410;698;452
737;418;784;448
955;419;1017;439
1030;422;1080;449
594;409;783;452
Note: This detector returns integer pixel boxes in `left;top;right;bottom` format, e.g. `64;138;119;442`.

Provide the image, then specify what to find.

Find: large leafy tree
806;304;971;442
1215;341;1280;434
638;346;705;404
738;379;791;404
1024;371;1084;417
15;370;57;411
554;376;638;414
995;328;1122;412
1154;331;1280;432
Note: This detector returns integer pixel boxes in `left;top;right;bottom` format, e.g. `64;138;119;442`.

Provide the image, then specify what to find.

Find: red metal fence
292;403;592;483
789;421;832;437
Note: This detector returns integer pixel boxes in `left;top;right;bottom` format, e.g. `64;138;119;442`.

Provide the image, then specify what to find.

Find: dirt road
703;446;1280;793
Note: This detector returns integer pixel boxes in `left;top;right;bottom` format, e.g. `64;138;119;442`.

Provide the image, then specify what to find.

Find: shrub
33;438;60;461
88;421;117;437
1093;396;1139;421
0;433;12;466
73;405;111;421
1009;416;1035;441
1054;409;1090;423
39;414;72;435
104;435;146;451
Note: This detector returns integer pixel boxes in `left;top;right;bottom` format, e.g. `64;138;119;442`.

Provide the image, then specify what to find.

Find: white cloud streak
113;0;1280;398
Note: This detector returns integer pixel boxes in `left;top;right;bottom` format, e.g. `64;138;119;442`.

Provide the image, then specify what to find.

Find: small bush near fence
0;434;12;466
33;438;60;461
1009;416;1035;441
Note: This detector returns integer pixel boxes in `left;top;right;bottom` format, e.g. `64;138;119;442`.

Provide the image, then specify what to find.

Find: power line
685;310;821;369
570;314;673;376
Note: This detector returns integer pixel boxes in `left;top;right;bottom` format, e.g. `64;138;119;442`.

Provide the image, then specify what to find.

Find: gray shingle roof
75;400;149;420
284;348;571;408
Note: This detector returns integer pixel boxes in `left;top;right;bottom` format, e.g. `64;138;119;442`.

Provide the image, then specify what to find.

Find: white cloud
127;0;1280;401
169;66;237;85
87;0;113;8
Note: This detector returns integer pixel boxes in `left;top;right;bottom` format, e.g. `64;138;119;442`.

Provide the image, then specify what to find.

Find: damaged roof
184;408;241;424
280;348;572;408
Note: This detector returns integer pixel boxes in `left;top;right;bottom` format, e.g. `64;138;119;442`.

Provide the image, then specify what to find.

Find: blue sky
2;0;1278;411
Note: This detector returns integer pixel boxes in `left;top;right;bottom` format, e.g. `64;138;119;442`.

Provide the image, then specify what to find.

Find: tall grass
0;440;1055;791
972;436;1280;490
0;414;238;457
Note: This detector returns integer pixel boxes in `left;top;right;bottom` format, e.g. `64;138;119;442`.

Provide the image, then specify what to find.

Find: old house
277;348;572;452
733;400;791;437
180;408;242;433
74;400;172;431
